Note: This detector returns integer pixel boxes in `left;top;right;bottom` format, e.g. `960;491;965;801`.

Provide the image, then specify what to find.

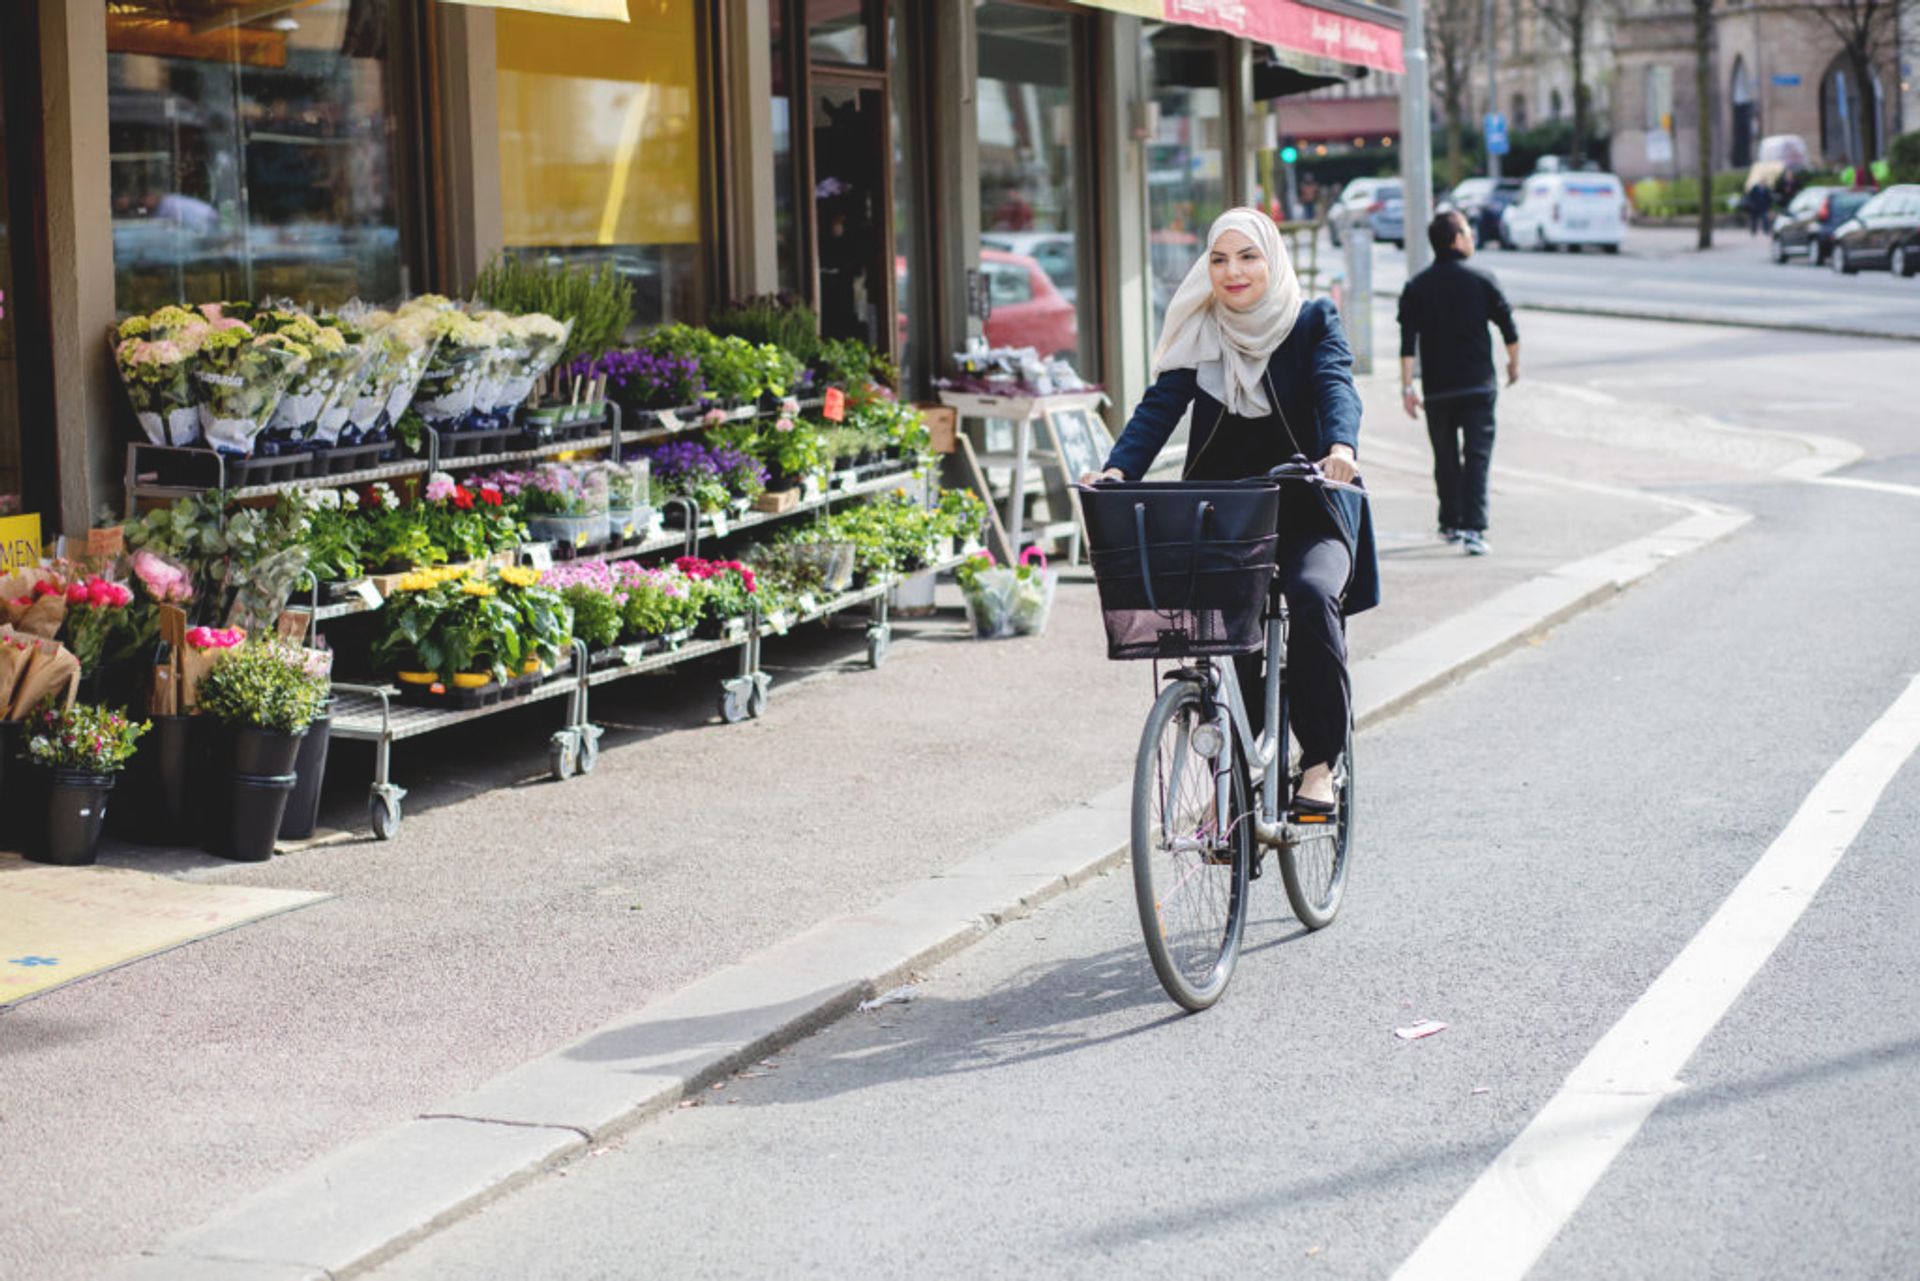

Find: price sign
0;514;43;574
710;511;729;538
656;409;682;431
822;387;847;422
524;544;555;572
353;579;384;609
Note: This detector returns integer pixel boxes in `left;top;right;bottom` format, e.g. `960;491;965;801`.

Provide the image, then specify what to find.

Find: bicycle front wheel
1280;711;1353;930
1132;678;1250;1012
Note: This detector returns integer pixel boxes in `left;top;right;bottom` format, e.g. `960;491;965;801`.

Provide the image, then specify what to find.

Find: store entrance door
808;73;894;351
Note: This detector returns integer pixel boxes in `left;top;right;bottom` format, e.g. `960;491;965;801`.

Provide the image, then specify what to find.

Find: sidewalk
2;379;1790;1281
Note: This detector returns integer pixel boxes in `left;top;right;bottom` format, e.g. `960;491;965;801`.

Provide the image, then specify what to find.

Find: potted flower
26;703;149;865
675;557;757;641
196;638;329;861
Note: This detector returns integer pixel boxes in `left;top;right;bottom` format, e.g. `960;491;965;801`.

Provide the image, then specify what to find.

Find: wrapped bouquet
114;305;210;446
191;309;311;457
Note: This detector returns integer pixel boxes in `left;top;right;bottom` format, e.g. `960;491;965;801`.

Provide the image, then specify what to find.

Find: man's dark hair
1428;210;1468;256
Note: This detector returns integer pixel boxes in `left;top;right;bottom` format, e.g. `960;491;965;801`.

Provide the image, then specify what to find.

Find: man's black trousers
1426;392;1496;533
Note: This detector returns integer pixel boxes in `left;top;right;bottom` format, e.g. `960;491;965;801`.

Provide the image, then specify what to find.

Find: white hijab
1151;208;1303;418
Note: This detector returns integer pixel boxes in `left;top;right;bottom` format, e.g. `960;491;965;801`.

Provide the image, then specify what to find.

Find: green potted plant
196;639;329;860
25;703;150;865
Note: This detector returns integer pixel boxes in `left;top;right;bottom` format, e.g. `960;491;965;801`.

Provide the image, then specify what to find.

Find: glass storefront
1144;24;1229;337
105;0;415;314
975;2;1090;372
496;0;704;326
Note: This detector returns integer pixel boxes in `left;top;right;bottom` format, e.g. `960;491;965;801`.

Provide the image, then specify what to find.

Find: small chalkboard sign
1044;404;1113;485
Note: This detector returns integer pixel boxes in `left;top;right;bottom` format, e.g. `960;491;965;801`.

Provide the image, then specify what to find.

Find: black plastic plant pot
277;712;332;841
34;770;116;866
110;714;194;844
232;726;305;777
221;772;296;862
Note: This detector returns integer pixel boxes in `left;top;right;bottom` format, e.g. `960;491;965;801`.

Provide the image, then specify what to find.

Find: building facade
0;0;1402;540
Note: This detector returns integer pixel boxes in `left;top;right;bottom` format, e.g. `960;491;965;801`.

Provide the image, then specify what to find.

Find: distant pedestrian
1397;210;1519;557
1742;182;1773;235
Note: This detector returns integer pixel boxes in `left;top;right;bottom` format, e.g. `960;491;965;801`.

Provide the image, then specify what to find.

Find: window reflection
1145;25;1227;337
105;0;411;314
496;0;703;327
0;49;18;515
976;3;1085;370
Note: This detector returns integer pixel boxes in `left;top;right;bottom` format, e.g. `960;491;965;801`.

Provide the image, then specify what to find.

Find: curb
113;507;1751;1281
1508;300;1920;345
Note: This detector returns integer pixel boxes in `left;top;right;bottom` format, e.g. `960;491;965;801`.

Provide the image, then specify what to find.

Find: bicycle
1080;459;1362;1011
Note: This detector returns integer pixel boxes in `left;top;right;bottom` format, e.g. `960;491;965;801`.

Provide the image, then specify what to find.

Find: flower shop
0;271;1033;862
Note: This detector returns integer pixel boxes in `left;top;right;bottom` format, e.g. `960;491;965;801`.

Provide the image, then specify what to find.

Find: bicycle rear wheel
1132;678;1250;1011
1280;712;1353;930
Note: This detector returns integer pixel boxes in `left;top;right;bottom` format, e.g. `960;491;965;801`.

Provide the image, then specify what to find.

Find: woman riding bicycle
1088;208;1379;813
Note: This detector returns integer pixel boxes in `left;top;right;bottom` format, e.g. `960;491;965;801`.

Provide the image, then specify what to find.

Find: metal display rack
124;396;964;841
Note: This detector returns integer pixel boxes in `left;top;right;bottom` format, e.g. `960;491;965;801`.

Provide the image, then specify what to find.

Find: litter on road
1394;1019;1449;1041
859;983;920;1011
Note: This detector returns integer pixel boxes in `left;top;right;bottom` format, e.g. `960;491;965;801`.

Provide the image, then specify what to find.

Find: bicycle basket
1079;479;1281;660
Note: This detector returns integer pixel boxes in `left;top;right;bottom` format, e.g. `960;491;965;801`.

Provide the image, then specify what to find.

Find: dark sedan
1831;184;1920;277
1446;177;1524;247
1770;186;1871;265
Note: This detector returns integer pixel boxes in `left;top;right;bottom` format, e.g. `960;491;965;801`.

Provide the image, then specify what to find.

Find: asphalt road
367;322;1920;1276
1362;225;1920;338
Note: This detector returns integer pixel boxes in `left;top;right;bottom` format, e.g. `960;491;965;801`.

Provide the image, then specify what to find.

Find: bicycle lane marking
1390;671;1920;1281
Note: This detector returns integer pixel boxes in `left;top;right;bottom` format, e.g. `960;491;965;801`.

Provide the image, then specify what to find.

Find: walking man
1398;209;1519;556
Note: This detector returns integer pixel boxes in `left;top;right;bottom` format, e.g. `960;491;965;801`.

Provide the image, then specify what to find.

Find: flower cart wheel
865;627;890;669
549;731;579;781
746;679;769;720
369;790;403;841
719;685;750;724
575;725;602;775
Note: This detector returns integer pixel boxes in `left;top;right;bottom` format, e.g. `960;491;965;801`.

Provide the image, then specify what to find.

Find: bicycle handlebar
1078;454;1367;497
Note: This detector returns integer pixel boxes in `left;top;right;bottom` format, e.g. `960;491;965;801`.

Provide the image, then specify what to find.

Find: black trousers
1234;532;1352;771
1426;393;1496;533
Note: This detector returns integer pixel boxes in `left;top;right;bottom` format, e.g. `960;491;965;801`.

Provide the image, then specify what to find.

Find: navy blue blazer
1102;298;1380;614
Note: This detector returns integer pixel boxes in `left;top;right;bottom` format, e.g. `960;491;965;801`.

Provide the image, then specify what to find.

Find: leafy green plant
474;252;635;362
198;639;329;733
27;703;150;773
707;294;820;365
1889;131;1920;185
560;584;622;649
812;337;875;389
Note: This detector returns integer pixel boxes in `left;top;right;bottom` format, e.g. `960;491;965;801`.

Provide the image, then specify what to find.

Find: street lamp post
1484;0;1501;181
1402;0;1437;276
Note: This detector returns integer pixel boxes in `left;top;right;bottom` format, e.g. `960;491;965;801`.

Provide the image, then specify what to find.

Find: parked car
1770;186;1872;265
1830;184;1920;277
1327;178;1404;248
1446;177;1525;247
1500;172;1630;252
896;248;1079;358
980;232;1077;303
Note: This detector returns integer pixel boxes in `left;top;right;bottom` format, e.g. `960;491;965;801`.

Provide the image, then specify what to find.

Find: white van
1500;172;1630;252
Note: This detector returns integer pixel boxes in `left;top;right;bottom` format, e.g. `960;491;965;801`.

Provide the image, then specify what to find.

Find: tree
1533;0;1594;163
1692;0;1713;248
1429;0;1485;189
1804;0;1901;167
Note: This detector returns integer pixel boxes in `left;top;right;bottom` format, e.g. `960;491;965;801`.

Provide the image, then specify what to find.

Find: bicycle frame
1183;581;1296;852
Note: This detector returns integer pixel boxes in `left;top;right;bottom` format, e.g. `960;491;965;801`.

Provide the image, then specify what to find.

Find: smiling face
1208;229;1269;310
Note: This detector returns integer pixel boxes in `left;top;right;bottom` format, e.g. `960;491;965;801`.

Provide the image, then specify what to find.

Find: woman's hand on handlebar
1318;445;1358;485
1080;467;1125;485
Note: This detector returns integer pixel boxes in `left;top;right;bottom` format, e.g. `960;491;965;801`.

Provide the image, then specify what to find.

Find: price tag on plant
525;544;555;572
354;579;383;608
823;387;847;422
656;409;682;431
710;512;729;538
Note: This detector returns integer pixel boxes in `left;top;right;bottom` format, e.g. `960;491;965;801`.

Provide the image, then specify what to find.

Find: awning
1072;0;1404;75
438;0;629;20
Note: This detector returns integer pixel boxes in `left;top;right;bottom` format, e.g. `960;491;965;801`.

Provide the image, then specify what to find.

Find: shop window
105;0;416;314
808;0;875;67
1145;24;1227;338
771;1;801;296
496;0;704;327
0;48;19;515
976;2;1090;371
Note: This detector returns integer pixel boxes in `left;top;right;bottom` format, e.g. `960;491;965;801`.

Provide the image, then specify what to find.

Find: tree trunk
1847;46;1875;168
1570;25;1587;163
1448;110;1466;188
1694;0;1714;249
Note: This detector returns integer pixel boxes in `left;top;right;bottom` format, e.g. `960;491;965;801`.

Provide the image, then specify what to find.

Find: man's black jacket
1396;255;1519;402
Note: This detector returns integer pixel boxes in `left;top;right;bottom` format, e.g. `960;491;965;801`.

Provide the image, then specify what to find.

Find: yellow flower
497;566;540;589
460;581;496;598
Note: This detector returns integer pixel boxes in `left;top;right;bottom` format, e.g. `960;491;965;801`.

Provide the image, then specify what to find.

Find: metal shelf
330;670;580;743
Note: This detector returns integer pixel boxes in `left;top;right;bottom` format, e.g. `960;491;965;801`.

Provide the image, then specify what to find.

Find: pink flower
66;583;89;604
132;549;193;603
424;473;457;503
773;416;795;433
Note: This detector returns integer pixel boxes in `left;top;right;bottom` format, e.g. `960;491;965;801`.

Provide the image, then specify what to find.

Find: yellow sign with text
0;514;44;576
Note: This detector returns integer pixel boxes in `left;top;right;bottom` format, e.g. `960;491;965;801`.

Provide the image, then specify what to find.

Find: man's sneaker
1440;527;1464;544
1462;531;1491;556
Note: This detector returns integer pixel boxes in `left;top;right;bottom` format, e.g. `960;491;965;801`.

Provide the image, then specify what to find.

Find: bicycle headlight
1191;722;1225;759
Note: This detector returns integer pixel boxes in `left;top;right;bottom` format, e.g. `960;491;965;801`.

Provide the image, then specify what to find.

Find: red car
897;248;1078;359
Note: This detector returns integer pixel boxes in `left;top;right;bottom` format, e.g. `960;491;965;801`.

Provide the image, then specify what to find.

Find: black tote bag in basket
1080;479;1281;660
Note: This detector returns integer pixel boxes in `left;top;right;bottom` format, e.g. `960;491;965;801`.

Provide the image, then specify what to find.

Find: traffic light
1280;135;1299;165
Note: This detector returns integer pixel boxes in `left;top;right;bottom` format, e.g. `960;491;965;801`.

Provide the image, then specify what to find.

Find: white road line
1807;475;1920;500
1392;673;1920;1281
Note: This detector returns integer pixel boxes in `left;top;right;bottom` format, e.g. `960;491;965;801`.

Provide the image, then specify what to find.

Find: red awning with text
1073;0;1404;75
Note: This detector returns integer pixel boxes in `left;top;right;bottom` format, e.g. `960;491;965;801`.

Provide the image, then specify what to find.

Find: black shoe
1288;793;1336;817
